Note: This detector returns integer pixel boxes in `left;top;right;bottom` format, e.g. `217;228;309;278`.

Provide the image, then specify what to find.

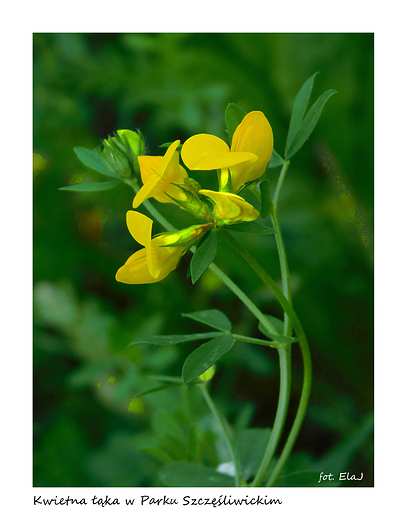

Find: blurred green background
33;33;373;487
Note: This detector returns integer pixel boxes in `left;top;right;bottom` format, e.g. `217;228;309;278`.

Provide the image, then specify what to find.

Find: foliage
33;33;373;487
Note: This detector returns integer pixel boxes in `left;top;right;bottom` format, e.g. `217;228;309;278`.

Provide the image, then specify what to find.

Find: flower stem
200;384;241;487
265;342;312;486
206;262;280;339
250;345;291;486
220;227;312;486
232;334;281;347
272;160;290;209
245;162;294;485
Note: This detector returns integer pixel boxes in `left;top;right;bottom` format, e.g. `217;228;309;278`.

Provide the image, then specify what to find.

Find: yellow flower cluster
116;111;273;285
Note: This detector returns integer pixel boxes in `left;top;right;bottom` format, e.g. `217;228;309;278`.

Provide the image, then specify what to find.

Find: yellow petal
138;156;162;185
116;247;178;284
135;141;187;206
132;173;162;208
156;140;181;177
115;249;158;284
147;236;184;279
126;211;153;247
230;111;274;191
199;189;259;223
181;133;257;171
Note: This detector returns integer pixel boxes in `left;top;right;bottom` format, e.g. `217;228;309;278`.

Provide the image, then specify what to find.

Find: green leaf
182;333;235;384
258;315;296;344
285;72;319;156
235;428;272;481
131;378;202;400
130;331;222;345
225;103;246;143
269;149;285;168
259;179;272;218
133;382;184;399
225;221;275;234
285;88;337;159
182;309;232;332
190;230;218;284
59;180;121;192
159;461;235;487
73;146;118;178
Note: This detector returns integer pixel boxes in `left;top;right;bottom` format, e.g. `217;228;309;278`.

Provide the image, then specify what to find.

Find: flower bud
100;129;145;179
159;223;213;248
199;365;215;382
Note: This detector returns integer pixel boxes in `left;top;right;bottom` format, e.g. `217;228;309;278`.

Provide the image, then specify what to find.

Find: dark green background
33;33;373;486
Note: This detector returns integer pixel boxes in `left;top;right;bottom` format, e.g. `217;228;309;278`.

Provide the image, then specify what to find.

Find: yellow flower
199;190;260;224
116;211;211;284
133;140;188;208
181;111;273;193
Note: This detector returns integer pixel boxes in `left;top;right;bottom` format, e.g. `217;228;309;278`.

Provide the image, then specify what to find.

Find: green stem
200;384;241;487
207;263;280;339
219;229;304;368
272;160;290;209
270;160;292;337
248;162;294;485
221;228;312;486
266;341;312;485
270;209;292;335
232;334;280;347
250;345;291;486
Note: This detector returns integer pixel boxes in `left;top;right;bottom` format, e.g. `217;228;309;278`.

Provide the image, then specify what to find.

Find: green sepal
165;185;210;220
182;333;235;384
59;180;121;192
225;103;247;143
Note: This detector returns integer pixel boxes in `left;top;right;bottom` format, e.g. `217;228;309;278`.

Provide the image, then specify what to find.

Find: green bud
199;365;215;382
184;177;202;192
165;184;213;220
100;129;145;179
158;223;213;248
